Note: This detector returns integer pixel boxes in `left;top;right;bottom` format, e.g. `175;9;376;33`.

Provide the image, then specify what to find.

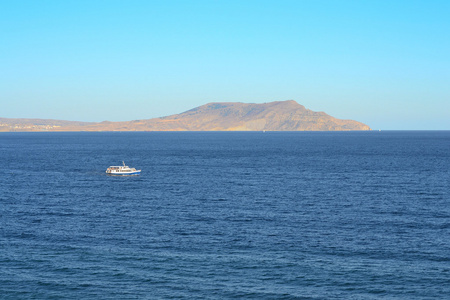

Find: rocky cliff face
1;100;371;131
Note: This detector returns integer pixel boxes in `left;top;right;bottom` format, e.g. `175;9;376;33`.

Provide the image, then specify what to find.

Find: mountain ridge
0;100;371;131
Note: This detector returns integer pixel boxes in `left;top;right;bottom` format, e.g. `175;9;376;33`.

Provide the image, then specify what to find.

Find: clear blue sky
1;0;449;129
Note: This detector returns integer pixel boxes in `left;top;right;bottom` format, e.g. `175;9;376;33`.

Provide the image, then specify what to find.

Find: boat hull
106;170;141;176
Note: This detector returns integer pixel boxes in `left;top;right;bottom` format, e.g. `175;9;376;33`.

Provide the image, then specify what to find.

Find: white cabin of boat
106;161;141;175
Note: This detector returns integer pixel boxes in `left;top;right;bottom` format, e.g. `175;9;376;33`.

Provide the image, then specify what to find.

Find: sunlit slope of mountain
1;100;371;131
91;100;370;131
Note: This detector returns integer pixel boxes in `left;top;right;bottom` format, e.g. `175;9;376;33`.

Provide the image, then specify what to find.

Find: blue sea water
0;131;449;299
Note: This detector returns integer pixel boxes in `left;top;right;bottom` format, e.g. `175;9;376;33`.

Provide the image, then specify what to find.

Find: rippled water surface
1;131;449;299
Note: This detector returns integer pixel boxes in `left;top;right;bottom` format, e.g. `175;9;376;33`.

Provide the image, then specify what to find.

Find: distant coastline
1;100;370;132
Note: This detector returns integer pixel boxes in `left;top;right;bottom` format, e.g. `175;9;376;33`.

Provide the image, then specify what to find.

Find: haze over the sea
1;0;449;130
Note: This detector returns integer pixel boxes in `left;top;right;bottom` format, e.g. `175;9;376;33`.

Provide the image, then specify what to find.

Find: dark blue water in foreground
1;131;449;299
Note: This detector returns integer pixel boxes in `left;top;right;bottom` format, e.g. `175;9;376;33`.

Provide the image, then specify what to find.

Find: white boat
106;161;141;176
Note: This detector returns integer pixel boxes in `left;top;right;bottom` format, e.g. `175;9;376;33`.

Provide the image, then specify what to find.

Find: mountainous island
1;100;370;132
